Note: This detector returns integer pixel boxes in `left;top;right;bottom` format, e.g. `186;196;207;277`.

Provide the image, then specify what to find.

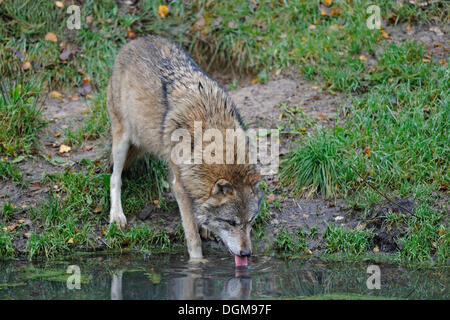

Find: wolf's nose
240;250;251;257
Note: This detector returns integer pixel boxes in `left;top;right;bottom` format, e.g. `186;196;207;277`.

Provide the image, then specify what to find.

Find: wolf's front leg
109;130;130;228
169;164;203;260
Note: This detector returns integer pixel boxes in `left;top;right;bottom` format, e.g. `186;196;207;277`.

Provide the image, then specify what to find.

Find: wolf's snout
239;249;251;257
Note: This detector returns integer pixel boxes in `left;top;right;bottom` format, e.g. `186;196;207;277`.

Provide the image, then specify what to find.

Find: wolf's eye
218;218;236;226
227;220;236;227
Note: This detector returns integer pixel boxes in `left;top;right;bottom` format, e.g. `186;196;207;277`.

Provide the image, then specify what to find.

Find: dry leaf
93;205;102;213
380;29;390;39
373;245;380;253
86;145;93;151
193;18;206;31
30;181;41;187
49;91;63;99
17;219;25;224
359;55;367;61
44;32;58;42
102;225;107;235
309;24;316;30
127;30;136;39
422;58;431;63
267;194;275;204
68;238;74;244
334;216;344;221
54;131;62;137
158;5;169;18
7;224;17;232
364;147;371;155
55;1;64;8
22;61;31;70
429;26;443;36
323;0;332;7
59;144;71;154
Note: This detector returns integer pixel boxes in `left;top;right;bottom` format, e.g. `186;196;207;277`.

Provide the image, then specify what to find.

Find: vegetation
0;0;448;263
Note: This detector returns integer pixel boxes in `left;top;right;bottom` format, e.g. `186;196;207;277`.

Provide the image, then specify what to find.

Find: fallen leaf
334;215;344;221
7;224;17;232
59;144;71;154
158;5;169;18
24;232;32;239
439;229;446;236
55;1;64;8
250;79;258;85
54;131;62;137
359;55;367;61
429;26;443;36
364;147;371;155
193;18;206;31
380;29;390;39
44;32;58;42
86;145;93;151
30;181;41;187
49;90;63;99
22;61;31;70
317;113;328;120
127;30;136;39
323;0;332;7
330;8;341;16
153;199;159;206
93;205;102;213
102;225;107;235
373;245;380;253
266;194;275;204
309;24;316;30
68;238;74;244
422;58;431;63
17;219;25;224
329;24;339;30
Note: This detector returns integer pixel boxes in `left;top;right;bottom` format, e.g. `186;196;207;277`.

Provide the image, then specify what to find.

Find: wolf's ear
246;173;261;186
211;179;233;197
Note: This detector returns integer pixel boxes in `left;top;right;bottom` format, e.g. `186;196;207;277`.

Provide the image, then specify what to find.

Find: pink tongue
234;255;248;267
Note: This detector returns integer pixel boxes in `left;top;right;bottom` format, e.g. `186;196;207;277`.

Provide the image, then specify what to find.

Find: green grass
0;84;45;156
23;157;171;258
274;227;309;254
324;225;374;256
0;223;16;258
0;160;23;183
0;0;448;261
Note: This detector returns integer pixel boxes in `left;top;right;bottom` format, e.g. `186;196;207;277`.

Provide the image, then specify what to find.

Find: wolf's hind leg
109;128;130;228
169;163;203;260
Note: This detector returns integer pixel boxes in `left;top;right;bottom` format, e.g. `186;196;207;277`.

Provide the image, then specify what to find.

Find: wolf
107;35;262;264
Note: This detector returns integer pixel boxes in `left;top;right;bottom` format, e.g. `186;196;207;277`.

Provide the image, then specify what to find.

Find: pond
0;250;448;300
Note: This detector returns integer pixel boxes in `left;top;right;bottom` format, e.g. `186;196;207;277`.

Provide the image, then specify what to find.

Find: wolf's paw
188;257;208;265
110;211;127;228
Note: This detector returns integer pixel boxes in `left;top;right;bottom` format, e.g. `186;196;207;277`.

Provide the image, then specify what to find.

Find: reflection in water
0;252;448;300
112;268;252;300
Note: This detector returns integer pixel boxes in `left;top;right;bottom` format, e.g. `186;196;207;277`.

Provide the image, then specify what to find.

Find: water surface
0;251;448;299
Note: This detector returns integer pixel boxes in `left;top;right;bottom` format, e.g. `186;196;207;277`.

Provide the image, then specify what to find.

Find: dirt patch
385;22;449;63
230;77;340;129
0;95;107;209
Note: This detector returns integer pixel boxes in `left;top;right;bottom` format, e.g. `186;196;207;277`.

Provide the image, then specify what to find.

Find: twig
348;163;419;219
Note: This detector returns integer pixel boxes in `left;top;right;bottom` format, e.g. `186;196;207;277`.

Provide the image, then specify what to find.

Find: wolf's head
192;172;262;259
